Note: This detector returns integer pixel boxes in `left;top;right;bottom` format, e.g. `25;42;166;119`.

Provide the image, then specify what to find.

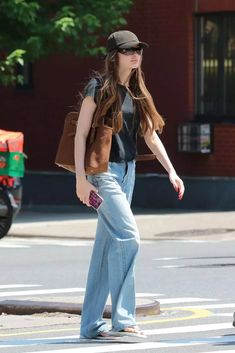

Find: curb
0;299;160;318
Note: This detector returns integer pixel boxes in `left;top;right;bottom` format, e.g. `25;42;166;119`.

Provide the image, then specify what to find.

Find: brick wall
134;0;235;177
127;0;197;175
1;0;235;177
197;0;235;12
0;54;100;170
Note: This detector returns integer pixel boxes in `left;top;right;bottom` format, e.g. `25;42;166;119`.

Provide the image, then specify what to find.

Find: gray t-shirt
84;78;140;162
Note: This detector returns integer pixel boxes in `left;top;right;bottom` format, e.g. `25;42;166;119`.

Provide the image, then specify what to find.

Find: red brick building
1;0;235;177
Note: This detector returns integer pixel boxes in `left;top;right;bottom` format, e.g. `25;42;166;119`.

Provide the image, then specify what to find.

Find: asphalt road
0;236;235;353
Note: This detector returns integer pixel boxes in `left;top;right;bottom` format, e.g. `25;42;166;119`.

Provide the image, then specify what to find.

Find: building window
177;123;213;154
195;13;235;122
16;62;33;90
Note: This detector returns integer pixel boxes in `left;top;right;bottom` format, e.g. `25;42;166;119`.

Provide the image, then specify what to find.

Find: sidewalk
8;206;235;241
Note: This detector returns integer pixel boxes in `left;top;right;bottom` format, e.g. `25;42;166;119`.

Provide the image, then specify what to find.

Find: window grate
177;123;213;154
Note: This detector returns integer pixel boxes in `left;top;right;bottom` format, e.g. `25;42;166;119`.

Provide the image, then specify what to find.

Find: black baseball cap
106;30;149;52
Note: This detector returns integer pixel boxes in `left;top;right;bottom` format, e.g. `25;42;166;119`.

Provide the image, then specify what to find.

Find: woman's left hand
169;171;185;200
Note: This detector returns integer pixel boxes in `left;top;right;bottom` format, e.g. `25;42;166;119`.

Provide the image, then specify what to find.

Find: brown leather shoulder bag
55;110;113;175
54;109;155;175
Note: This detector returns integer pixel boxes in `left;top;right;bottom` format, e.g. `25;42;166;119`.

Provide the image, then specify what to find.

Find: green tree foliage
0;0;133;85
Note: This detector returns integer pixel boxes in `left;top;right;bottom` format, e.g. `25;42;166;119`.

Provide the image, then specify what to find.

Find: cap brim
119;40;149;49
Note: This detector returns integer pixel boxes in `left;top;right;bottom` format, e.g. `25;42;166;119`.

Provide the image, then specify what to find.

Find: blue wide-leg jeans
80;161;140;338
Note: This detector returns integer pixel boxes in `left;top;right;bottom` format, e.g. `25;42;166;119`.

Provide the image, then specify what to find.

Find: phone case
89;190;103;210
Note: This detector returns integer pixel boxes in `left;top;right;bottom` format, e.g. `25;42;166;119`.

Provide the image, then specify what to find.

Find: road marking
144;321;232;334
135;293;163;297
0;284;41;290
200;350;235;353
0;288;215;304
154;263;235;268
12;219;97;228
214;313;233;317
158;297;216;304
160;239;215;243
0;287;85;297
153;256;235;261
175;240;213;243
0;328;78;338
1;323;231;341
0;244;30;248
140;307;212;324
23;239;93;245
1;315;229;339
155;265;186;268
2;238;153;247
10;334;235;352
0;238;94;247
153;257;179;260
0;287;162;298
186;303;235;309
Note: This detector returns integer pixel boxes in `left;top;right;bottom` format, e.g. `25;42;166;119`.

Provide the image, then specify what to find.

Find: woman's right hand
76;175;97;207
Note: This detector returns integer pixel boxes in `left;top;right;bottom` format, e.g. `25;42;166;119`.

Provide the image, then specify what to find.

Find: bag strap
91;76;104;127
89;76;116;143
136;154;156;161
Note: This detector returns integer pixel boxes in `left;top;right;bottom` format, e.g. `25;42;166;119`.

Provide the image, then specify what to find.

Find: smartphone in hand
89;190;103;210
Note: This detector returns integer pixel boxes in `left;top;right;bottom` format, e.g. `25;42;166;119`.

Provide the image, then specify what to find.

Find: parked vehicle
0;129;25;238
0;177;22;238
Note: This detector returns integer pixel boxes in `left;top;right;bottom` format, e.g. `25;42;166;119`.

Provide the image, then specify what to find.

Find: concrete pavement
1;206;235;317
8;206;235;241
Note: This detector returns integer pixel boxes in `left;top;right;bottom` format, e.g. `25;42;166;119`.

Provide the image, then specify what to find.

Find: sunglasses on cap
118;47;143;56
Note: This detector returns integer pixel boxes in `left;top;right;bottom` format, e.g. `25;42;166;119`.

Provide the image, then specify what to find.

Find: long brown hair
84;49;165;135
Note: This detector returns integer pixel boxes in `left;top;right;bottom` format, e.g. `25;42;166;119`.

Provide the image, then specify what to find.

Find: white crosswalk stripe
5;333;235;352
0;288;164;300
0;283;164;299
185;303;235;309
0;284;41;290
0;291;234;352
0;238;94;248
157;297;217;304
0;286;216;303
0;287;85;297
0;237;154;248
143;322;232;335
0;243;30;248
200;351;235;353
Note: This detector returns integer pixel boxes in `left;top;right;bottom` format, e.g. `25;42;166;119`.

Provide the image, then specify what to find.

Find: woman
75;30;185;339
